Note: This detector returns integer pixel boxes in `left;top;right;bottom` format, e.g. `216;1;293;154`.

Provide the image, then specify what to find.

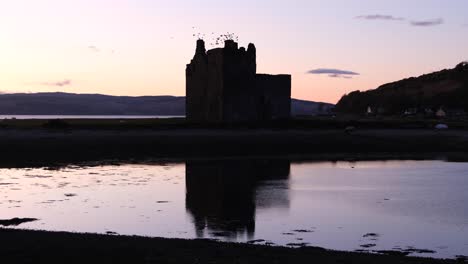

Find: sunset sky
1;0;467;103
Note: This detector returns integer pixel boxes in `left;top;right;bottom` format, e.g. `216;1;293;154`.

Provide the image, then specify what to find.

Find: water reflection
2;160;468;258
185;159;290;239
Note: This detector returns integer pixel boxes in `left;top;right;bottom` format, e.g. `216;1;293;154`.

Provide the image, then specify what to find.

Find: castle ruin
186;39;291;123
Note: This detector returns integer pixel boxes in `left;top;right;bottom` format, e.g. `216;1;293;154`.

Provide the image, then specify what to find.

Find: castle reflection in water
185;159;290;239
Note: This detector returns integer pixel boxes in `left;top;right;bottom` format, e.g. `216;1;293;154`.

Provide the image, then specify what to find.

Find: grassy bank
1;116;468;129
0;128;467;167
0;117;467;166
0;228;459;264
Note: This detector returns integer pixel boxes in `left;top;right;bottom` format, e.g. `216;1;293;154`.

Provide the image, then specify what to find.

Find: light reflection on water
0;160;467;259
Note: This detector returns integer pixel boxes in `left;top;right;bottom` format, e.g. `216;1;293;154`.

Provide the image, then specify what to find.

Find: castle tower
186;39;291;123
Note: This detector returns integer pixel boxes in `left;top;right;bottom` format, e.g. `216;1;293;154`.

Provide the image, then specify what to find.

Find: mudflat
0;228;459;264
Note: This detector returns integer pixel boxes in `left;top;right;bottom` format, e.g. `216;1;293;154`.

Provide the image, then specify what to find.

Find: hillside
335;62;468;114
0;93;186;116
0;92;332;116
291;99;334;116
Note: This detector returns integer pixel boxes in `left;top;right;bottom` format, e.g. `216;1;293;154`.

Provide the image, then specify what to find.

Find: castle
186;39;291;123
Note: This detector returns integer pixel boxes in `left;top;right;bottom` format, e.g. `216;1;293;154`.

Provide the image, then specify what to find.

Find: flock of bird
192;27;239;48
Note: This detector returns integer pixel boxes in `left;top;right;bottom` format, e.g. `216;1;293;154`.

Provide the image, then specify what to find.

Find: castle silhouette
186;39;291;123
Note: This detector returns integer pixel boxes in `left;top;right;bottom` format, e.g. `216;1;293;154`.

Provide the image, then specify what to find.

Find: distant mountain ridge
335;62;468;114
0;92;333;116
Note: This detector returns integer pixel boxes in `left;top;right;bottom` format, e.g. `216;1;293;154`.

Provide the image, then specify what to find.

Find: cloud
88;45;117;54
88;46;100;52
307;68;360;79
41;79;72;87
356;14;405;21
410;18;444;27
330;74;353;79
356;15;445;28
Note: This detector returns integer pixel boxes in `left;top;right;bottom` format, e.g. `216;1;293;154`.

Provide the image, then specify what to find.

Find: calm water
0;115;184;119
1;160;467;259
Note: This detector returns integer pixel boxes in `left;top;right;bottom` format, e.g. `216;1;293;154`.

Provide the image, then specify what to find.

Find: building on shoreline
186;39;291;123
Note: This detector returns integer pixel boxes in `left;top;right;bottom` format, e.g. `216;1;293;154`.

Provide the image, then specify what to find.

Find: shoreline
2;152;467;169
0;228;460;264
0;127;467;166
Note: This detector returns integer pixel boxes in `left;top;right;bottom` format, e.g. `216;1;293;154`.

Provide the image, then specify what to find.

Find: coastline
0;228;459;264
0;126;467;166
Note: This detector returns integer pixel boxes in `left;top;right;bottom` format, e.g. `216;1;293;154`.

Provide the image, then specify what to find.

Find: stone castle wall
186;39;291;123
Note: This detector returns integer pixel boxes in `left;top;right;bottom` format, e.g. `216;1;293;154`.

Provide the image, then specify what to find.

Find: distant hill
0;92;332;116
290;99;334;116
335;62;468;114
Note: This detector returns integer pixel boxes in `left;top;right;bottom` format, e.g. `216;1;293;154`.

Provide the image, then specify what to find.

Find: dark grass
0;117;467;167
0;228;458;264
1;116;468;130
0;128;467;167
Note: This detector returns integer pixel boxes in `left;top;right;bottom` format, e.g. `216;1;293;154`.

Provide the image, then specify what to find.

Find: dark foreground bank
1;127;468;166
0;228;460;264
